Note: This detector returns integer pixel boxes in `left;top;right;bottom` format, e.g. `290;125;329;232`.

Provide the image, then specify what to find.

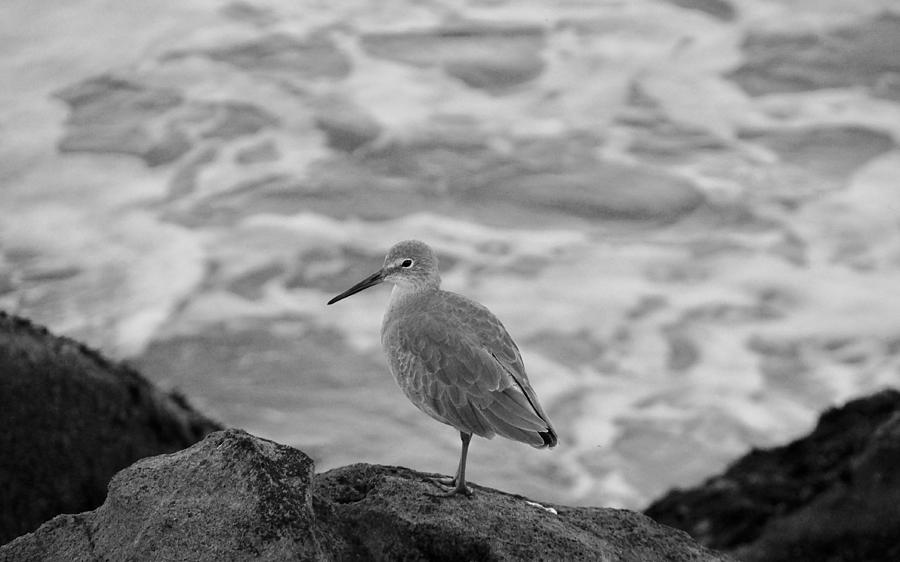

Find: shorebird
327;240;557;496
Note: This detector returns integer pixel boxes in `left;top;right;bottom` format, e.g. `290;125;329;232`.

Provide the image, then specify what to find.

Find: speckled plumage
382;289;556;447
328;239;557;495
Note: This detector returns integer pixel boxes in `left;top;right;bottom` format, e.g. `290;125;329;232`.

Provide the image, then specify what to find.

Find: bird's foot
435;484;473;497
429;475;457;487
428;476;473;497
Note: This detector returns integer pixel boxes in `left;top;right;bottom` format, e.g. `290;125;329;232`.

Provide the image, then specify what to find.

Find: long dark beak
327;270;385;305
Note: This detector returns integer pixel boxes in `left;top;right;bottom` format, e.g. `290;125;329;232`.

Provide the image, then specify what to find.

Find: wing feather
382;291;557;447
480;408;545;446
490;390;550;431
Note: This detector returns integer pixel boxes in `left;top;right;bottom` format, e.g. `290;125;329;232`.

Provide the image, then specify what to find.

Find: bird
327;239;557;496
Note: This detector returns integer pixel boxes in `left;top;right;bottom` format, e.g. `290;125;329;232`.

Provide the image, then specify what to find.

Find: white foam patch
0;208;205;356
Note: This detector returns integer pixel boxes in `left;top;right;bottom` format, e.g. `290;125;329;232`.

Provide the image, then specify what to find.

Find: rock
644;389;900;561
0;312;220;545
361;24;546;92
316;462;729;561
729;12;900;101
2;429;732;561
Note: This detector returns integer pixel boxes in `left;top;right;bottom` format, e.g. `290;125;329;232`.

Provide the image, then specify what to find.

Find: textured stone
0;312;220;545
2;429;732;561
645;390;900;561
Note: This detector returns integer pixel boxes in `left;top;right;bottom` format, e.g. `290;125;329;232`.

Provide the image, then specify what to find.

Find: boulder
3;429;732;561
0;312;220;545
645;389;900;561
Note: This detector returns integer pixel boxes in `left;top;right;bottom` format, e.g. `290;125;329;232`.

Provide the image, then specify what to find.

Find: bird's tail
539;425;558;448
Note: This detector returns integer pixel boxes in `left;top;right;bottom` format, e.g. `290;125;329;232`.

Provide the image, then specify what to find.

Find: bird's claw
429;476;457;487
428;476;473;497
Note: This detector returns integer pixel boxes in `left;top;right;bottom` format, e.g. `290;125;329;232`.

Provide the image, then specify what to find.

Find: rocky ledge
0;311;221;544
1;429;729;561
646;389;900;562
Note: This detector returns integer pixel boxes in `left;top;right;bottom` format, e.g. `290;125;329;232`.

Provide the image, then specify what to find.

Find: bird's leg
430;432;473;496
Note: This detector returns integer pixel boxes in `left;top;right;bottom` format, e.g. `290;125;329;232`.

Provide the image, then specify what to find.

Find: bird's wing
441;292;556;439
386;304;556;448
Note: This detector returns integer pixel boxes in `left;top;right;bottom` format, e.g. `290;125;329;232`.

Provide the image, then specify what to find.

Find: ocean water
2;0;900;508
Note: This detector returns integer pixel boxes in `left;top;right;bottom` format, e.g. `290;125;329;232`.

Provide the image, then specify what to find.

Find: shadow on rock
645;389;900;562
0;312;221;545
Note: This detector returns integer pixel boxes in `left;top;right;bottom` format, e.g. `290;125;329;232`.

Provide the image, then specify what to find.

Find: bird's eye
401;259;413;268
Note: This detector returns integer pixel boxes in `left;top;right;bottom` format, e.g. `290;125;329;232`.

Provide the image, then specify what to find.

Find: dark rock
362;24;546;92
0;430;325;561
729;12;900;101
55;75;192;166
645;389;900;561
0;312;221;545
316;462;730;561
3;429;732;561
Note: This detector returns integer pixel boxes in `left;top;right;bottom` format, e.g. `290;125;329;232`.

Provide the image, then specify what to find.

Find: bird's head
327;240;440;305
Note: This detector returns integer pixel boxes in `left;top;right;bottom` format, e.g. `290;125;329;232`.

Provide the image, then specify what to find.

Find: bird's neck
385;283;437;320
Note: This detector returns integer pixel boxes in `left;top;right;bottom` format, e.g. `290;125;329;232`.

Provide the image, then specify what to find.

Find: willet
327;240;557;496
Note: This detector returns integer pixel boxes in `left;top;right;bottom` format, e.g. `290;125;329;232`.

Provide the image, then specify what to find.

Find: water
2;0;900;508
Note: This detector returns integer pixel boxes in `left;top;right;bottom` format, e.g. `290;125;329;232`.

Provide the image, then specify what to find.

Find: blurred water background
2;0;900;508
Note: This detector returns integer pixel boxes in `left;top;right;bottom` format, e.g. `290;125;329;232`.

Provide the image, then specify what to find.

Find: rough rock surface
645;389;900;562
0;312;221;545
2;429;731;561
